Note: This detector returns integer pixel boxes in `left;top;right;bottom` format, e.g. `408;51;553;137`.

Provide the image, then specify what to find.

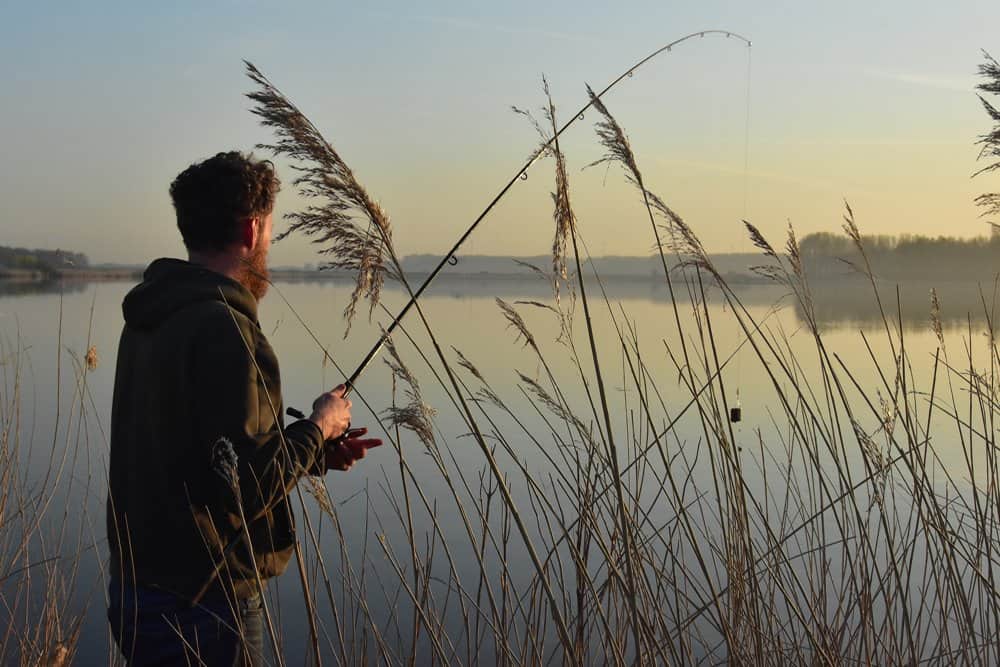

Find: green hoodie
107;258;325;601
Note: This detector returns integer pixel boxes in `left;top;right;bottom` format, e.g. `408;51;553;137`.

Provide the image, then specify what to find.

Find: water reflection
0;273;993;663
2;275;993;333
0;278;88;297
796;278;999;331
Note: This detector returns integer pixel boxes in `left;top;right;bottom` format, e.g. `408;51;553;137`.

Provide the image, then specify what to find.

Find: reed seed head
543;78;574;303
514;77;575;302
744;220;778;259
517;371;593;449
975;51;1000;220
452;346;485;383
785;223;804;282
245;61;396;337
585;85;642;187
211;436;239;489
304;475;334;517
84;345;98;371
381;331;437;447
646;189;713;273
496;298;538;353
383;403;437;448
930;288;944;346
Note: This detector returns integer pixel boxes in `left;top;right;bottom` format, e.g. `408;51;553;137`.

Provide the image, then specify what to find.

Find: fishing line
732;37;753;425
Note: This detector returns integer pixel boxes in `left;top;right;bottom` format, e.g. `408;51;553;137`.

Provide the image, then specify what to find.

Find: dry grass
268;73;1000;664
7;44;1000;666
225;71;1000;663
0;306;96;665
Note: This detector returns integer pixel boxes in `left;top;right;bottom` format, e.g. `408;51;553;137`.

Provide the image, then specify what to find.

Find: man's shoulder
184;300;259;341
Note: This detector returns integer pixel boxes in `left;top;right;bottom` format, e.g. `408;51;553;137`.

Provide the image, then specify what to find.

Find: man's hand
325;427;383;472
309;384;352;441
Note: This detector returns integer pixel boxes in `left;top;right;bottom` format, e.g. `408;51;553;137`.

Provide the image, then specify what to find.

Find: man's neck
188;251;242;283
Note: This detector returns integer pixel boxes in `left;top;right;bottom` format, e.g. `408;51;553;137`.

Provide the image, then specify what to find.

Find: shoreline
0;266;797;286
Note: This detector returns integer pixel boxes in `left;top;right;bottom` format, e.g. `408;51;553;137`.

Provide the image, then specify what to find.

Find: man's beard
238;247;270;301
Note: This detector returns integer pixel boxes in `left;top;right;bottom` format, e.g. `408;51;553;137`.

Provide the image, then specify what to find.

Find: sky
2;1;999;267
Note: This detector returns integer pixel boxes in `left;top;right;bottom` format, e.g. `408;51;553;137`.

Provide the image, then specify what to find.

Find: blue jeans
108;582;264;666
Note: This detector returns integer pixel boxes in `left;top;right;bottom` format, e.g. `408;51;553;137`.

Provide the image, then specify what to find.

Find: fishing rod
331;29;750;395
200;31;752;605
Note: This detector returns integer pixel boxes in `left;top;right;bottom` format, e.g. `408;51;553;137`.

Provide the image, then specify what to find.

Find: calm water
0;273;986;663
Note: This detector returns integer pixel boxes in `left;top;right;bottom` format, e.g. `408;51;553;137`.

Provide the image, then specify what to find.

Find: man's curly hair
169;151;281;252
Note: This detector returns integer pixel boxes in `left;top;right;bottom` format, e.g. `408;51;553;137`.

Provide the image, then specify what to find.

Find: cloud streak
862;67;976;93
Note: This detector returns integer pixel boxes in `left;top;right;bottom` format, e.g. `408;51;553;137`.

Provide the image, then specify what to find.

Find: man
107;151;381;665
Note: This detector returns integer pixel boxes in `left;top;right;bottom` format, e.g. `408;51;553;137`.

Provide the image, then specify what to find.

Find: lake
0;271;993;664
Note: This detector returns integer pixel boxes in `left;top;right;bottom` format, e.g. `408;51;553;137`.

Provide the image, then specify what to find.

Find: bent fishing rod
200;31;751;605
324;29;750;397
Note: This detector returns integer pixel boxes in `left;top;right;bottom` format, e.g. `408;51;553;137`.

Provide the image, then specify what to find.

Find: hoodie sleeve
189;306;325;525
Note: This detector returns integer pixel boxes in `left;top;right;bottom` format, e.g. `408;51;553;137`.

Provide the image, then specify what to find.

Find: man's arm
189;310;329;522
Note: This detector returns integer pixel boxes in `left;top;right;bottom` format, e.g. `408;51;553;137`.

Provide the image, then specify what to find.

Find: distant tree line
0;246;89;274
793;52;1000;283
799;232;1000;281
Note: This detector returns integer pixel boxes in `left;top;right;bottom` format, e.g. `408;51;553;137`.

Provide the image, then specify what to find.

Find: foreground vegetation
3;44;1000;666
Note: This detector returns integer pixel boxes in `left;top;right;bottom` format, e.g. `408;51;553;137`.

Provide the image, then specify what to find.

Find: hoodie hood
122;258;258;330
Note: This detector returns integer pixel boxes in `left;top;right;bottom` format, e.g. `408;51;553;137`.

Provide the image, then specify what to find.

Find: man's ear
239;217;259;251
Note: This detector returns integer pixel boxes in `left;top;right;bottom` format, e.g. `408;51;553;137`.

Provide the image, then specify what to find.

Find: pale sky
2;1;998;266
